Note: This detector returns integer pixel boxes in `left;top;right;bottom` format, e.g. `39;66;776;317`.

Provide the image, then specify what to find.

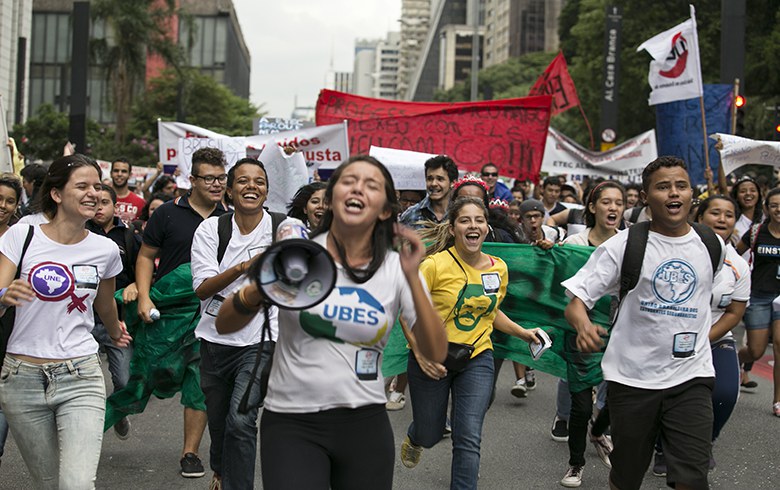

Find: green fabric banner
105;263;204;431
381;243;613;392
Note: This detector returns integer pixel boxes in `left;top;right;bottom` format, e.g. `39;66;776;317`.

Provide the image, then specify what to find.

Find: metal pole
470;0;479;101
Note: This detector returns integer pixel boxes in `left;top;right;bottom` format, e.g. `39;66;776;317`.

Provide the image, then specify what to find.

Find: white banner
158;120;348;184
712;133;780;176
245;121;349;176
637;5;703;106
367;146;437;191
260;144;309;214
542;128;657;182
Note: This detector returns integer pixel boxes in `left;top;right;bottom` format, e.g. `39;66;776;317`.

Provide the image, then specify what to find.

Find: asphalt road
1;352;777;489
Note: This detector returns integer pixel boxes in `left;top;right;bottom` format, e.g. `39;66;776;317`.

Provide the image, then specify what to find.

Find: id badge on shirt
204;294;225;317
355;348;380;381
672;332;697;359
481;272;500;295
72;264;99;290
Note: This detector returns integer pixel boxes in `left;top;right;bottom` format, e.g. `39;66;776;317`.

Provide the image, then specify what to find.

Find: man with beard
400;155;458;229
110;158;146;223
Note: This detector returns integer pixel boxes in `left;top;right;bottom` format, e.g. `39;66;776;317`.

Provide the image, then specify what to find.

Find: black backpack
618;220;723;303
216;210;286;263
0;226;35;365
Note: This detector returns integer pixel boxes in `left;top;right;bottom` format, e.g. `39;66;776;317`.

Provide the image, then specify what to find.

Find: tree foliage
435;0;780;146
131;68;261;139
91;0;186;144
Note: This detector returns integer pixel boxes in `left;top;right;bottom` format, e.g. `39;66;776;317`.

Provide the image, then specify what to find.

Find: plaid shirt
399;196;445;229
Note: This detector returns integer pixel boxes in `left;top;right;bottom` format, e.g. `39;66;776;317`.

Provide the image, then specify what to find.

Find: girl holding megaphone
217;155;447;490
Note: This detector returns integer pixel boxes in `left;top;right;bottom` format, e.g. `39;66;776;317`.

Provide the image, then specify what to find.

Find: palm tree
91;0;186;143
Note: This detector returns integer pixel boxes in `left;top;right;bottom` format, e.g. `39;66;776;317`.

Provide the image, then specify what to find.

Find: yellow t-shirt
420;247;508;358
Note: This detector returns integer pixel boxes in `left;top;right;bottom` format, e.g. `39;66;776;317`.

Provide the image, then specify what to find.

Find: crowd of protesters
0;145;777;490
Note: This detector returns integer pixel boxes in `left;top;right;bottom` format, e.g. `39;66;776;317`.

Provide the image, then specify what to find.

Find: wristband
0;288;7;303
233;288;260;316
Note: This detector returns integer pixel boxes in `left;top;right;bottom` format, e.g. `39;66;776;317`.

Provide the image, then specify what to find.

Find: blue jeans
407;349;494;490
0;354;106;489
200;340;275;489
0;408;7;457
91;322;132;392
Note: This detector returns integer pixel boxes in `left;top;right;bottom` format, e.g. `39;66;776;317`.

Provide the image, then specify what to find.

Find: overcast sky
233;0;401;118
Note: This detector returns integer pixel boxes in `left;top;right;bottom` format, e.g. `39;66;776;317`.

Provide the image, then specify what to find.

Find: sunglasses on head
482;172;498;177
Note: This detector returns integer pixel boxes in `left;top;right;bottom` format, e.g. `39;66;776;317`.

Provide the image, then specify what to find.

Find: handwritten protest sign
712;133;780;176
260;144;309;214
316;90;552;181
176;137;246;188
542;128;656;181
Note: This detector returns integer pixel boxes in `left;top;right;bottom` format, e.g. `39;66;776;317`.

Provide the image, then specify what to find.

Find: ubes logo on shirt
652;259;697;305
299;287;389;346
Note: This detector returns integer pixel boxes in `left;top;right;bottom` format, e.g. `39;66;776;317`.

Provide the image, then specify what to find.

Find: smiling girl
0;154;130;488
401;196;540;489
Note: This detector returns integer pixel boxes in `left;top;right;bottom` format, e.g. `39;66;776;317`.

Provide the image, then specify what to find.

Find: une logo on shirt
29;262;74;301
651;259;697;305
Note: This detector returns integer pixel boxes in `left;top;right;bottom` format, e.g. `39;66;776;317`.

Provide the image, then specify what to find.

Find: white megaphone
254;217;337;310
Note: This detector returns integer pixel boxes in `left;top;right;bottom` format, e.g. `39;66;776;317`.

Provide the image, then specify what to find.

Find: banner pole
578;104;595;150
698;94;712;192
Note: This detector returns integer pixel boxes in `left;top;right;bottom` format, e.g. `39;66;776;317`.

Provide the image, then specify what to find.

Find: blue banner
655;84;732;185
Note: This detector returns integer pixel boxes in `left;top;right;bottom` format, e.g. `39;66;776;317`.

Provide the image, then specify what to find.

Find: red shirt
116;191;146;223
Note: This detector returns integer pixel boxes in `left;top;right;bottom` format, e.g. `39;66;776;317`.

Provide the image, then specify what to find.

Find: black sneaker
652;451;667;477
551;416;569;442
180;452;205;478
114;417;130;440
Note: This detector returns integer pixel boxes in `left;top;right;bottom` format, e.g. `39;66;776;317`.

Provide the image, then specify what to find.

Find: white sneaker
511;379;528;398
386;391;406;411
560;465;583;487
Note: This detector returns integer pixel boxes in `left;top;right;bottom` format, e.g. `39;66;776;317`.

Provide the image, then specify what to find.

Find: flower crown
489;198;509;211
452;174;489;194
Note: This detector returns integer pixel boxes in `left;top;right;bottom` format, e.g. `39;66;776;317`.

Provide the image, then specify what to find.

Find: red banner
316;90;552;180
528;52;580;116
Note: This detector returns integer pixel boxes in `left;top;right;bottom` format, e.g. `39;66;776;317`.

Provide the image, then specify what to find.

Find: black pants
608;377;713;490
568;387;610;466
260;404;394;490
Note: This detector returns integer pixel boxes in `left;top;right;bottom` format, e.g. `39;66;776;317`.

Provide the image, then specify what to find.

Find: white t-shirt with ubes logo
0;224;122;359
562;228;717;390
263;232;421;413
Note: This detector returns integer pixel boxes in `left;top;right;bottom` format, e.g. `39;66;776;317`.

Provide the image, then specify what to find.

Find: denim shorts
743;292;780;330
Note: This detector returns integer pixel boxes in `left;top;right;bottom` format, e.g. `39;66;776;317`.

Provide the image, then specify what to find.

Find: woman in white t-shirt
190;158;279;489
216;155;447;490
0;155;130;489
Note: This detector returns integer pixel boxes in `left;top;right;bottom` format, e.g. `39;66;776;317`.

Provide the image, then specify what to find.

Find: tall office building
406;0;484;101
483;0;564;68
27;0;250;124
352;32;401;100
0;0;33;128
397;0;431;100
325;71;353;93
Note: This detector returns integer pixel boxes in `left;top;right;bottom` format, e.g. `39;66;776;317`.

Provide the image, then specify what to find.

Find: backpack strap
619;220;650;302
690;222;724;279
123;226;138;280
629;206;643;224
16;225;34;280
216;212;235;264
747;222;762;266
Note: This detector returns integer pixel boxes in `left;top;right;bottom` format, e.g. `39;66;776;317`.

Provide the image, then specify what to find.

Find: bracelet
0;288;7;305
233;288;261;316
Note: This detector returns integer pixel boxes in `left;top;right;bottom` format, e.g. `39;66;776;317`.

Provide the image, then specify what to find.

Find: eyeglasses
192;174;228;185
481;172;498;178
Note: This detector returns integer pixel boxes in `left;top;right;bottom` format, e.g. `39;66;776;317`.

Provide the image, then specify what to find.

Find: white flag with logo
637;5;703;105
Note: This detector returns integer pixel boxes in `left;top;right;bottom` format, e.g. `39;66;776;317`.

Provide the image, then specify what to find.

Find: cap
519;199;545;216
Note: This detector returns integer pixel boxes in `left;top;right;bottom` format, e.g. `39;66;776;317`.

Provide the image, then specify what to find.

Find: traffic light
735;95;746;136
